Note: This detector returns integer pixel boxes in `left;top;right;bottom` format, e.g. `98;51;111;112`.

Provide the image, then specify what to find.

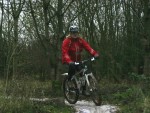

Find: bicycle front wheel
88;76;102;106
63;76;79;104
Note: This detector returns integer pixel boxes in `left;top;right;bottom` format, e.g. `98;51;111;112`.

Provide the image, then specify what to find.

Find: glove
69;62;75;66
94;54;99;59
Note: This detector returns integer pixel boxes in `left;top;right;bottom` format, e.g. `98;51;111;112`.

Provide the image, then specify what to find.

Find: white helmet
69;25;79;33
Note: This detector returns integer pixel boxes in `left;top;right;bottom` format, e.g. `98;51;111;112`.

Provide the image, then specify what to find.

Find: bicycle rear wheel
88;76;102;106
63;76;79;104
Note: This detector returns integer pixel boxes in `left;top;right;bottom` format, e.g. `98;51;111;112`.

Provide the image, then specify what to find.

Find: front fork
85;72;96;91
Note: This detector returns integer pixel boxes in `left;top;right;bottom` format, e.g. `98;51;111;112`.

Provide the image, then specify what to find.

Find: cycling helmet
69;25;79;33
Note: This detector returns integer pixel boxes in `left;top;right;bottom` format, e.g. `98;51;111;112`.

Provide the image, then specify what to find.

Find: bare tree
10;0;25;78
0;0;4;76
143;0;150;75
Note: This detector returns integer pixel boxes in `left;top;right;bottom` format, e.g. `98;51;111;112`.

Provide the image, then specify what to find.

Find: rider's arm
62;38;73;64
80;38;99;57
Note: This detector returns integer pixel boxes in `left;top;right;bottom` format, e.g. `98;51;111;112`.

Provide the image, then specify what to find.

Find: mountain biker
62;25;99;81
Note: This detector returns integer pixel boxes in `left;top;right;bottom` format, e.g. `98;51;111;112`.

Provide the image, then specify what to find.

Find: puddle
65;100;119;113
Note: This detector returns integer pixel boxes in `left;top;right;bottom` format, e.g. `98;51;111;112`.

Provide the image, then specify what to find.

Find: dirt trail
65;100;119;113
1;96;119;113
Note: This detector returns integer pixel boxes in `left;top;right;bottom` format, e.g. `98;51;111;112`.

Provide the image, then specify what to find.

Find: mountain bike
62;57;102;106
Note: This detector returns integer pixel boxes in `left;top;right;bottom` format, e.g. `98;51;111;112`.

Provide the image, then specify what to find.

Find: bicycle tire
88;76;102;106
63;76;79;104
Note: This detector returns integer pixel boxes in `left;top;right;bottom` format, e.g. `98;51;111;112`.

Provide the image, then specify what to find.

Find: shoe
82;85;90;96
82;90;90;96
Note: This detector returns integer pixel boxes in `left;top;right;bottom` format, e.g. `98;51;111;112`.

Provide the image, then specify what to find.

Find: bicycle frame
62;57;97;90
70;64;96;93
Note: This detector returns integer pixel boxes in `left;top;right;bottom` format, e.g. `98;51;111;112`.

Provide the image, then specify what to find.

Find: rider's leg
68;63;76;80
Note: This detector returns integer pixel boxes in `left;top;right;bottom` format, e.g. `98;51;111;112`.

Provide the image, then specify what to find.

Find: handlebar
74;57;96;65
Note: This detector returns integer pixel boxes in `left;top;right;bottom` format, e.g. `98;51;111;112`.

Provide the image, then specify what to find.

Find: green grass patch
99;78;150;113
0;97;74;113
1;75;150;113
0;78;73;113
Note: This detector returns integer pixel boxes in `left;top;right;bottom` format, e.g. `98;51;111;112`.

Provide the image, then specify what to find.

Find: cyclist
61;25;99;94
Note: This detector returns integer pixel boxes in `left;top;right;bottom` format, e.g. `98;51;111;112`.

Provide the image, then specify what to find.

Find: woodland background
0;0;149;81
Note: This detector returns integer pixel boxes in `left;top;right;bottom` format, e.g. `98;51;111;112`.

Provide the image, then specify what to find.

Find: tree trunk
10;0;25;78
143;0;150;75
54;0;63;80
12;17;19;78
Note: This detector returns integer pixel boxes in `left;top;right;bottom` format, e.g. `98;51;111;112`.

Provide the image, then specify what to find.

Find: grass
0;97;74;113
100;77;150;113
0;77;74;113
0;74;150;113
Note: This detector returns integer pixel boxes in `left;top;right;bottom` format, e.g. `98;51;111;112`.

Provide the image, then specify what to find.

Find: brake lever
75;62;80;65
91;57;95;61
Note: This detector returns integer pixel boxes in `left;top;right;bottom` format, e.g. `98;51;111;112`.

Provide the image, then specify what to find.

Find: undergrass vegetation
0;73;150;113
0;97;74;113
100;73;150;113
0;77;74;113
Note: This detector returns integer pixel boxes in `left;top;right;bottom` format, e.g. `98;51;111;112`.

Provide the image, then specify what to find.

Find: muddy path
65;100;119;113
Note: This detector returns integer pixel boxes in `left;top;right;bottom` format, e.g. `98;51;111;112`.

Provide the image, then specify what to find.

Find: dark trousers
68;64;82;80
68;64;87;91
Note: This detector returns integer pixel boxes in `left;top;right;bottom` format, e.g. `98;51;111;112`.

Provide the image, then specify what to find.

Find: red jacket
62;36;98;64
